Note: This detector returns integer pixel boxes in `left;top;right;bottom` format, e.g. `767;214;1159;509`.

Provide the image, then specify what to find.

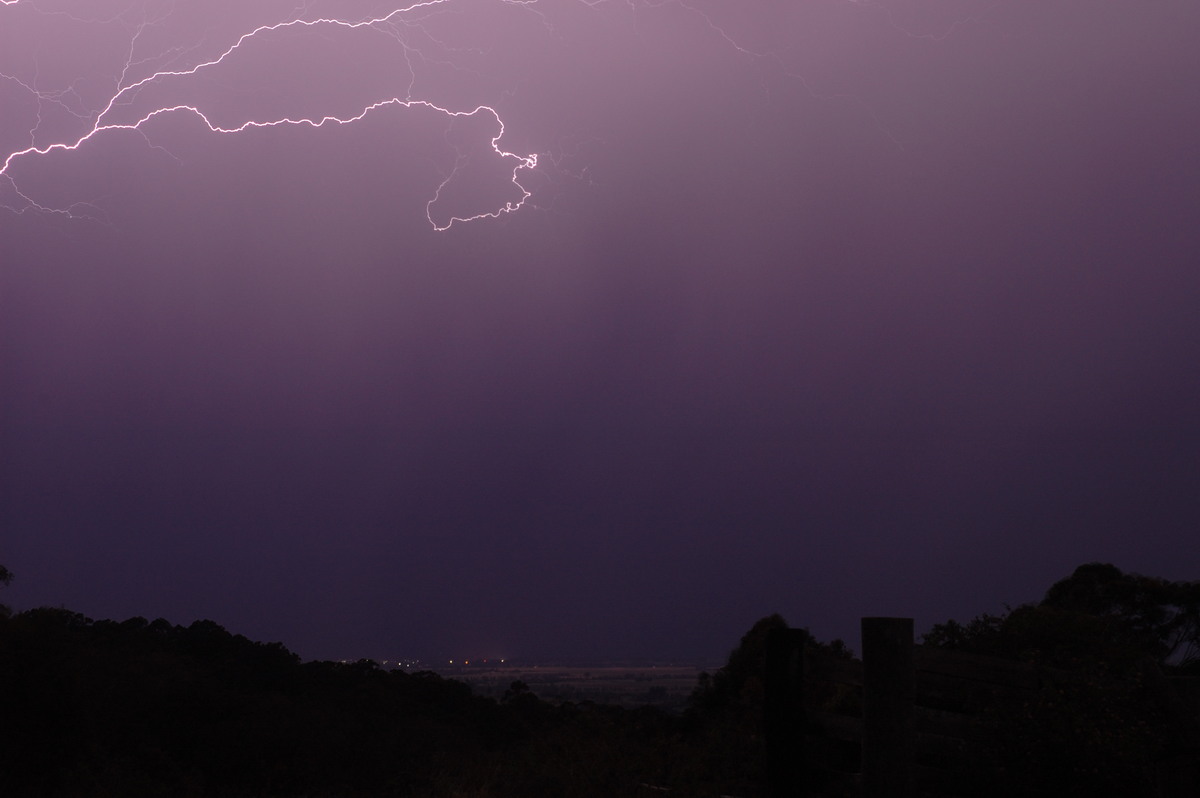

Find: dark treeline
0;607;756;798
0;562;1197;797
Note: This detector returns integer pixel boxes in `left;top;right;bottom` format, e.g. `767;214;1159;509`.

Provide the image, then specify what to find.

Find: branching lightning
1;0;538;230
1;0;989;230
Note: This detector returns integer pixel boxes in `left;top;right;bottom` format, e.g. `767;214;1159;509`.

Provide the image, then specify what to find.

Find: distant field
426;664;714;712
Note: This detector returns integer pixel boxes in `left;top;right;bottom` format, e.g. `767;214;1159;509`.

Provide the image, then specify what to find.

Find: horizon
0;561;1151;666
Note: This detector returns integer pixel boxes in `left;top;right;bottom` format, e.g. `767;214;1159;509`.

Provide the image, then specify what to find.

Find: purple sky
2;0;1198;663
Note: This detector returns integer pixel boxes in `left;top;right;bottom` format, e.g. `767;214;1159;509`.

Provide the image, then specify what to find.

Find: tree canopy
0;564;11;618
1042;562;1200;667
923;562;1200;671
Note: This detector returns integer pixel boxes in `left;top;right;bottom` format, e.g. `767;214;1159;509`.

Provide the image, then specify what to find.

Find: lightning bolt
1;0;538;230
2;0;990;229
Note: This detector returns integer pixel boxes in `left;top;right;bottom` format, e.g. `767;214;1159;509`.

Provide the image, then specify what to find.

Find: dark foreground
1;562;1198;797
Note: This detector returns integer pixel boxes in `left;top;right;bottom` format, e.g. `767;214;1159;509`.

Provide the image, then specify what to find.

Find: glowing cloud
1;0;983;229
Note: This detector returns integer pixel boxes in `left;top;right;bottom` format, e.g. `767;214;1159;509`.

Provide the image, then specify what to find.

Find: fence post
861;617;914;798
766;627;808;798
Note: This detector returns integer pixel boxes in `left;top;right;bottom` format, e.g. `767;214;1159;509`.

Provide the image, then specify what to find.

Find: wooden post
766;627;808;798
861;617;914;798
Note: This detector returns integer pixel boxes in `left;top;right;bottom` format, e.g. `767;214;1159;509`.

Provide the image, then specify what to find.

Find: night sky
2;0;1198;664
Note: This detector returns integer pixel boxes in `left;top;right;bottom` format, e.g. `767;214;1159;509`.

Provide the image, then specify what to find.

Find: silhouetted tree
920;611;1006;653
689;613;788;719
0;563;10;618
1043;562;1200;668
921;563;1198;796
924;563;1200;670
502;679;533;704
